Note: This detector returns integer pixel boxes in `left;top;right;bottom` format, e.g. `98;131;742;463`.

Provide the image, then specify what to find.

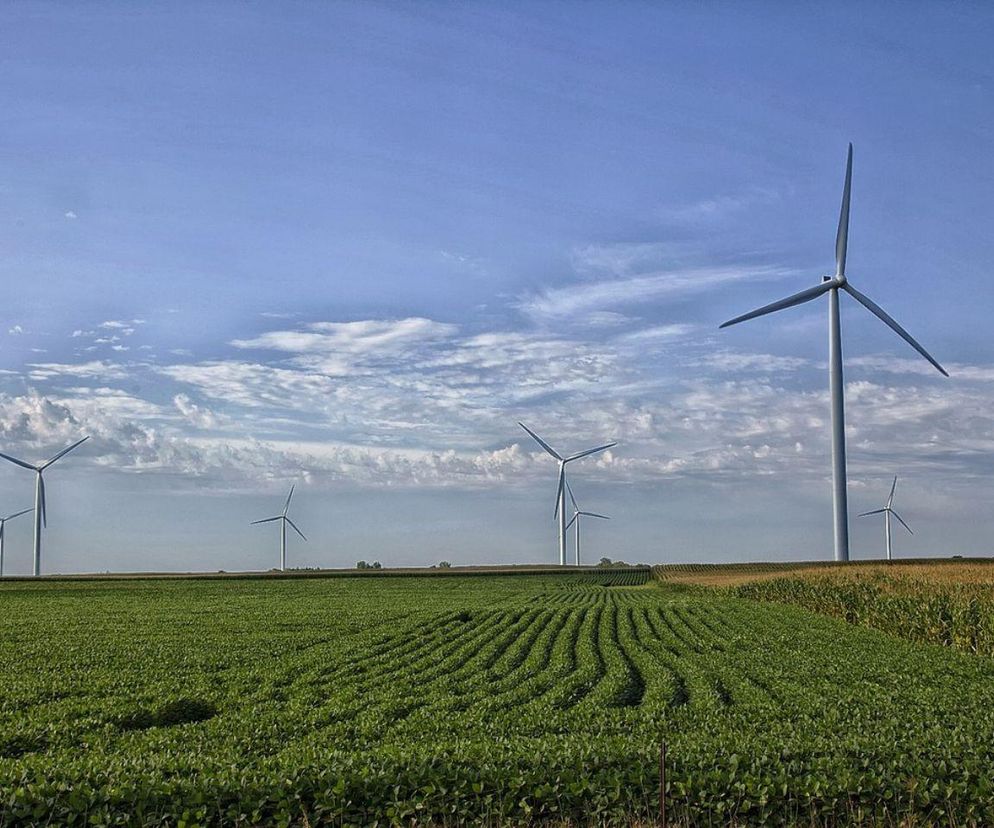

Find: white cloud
233;317;455;355
2;302;991;497
158;361;337;410
8;325;23;335
97;319;145;338
848;355;994;382
517;262;793;322
173;393;226;429
64;210;77;220
27;361;129;381
693;350;810;373
615;324;696;343
656;188;778;225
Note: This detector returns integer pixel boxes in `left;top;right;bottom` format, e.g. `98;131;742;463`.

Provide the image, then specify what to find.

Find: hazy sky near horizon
1;2;992;573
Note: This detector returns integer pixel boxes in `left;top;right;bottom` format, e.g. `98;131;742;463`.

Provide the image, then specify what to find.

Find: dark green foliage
118;698;218;731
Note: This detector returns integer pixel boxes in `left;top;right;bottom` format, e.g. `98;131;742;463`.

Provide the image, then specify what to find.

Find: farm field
734;559;994;657
4;569;994;825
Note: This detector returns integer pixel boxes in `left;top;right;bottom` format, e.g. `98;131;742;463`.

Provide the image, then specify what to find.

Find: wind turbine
0;436;90;577
564;479;609;566
858;476;912;562
251;485;306;572
719;144;947;562
0;508;32;577
518;422;615;566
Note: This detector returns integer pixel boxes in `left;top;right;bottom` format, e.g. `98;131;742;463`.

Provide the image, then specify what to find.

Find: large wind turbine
0;507;32;577
251;485;306;572
720;144;947;562
518;422;615;566
858;476;912;562
0;436;90;577
565;480;609;566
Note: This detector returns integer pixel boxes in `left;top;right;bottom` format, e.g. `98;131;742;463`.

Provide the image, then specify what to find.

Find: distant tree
371;561;382;570
356;560;369;570
437;561;451;569
598;557;613;567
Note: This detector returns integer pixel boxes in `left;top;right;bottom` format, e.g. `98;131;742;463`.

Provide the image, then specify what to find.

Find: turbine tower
0;436;90;577
518;422;615;566
565;480;609;566
0;507;32;577
720;144;946;562
858;476;912;562
251;484;307;572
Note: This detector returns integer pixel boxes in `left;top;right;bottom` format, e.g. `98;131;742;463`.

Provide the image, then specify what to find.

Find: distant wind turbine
0;436;90;577
0;507;32;577
518;422;616;566
720;144;947;563
251;485;306;572
565;479;609;566
858;476;912;562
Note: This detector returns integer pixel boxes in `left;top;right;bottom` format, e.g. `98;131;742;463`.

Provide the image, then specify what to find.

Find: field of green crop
737;563;994;657
4;570;994;826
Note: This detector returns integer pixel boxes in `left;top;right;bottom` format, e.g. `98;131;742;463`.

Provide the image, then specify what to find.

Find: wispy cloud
656;188;779;225
517;263;794;323
693;350;810;373
848;355;994;382
97;319;146;337
27;361;130;381
231;318;458;375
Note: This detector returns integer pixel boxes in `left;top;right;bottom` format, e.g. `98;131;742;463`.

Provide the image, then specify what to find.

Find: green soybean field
3;570;994;826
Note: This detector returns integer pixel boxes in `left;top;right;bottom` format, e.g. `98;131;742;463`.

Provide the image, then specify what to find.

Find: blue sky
0;2;992;573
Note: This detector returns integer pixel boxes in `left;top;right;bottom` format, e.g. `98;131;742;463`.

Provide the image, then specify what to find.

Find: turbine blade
41;436;90;469
857;508;887;517
842;284;948;376
836;143;853;277
39;475;46;528
566;442;617;462
891;510;913;534
887;476;897;508
286;517;307;541
719;281;834;329
580;511;611;520
0;451;37;471
251;516;283;525
565;477;578;511
566;513;577;530
4;507;33;521
283;484;295;516
518;422;563;461
553;465;565;519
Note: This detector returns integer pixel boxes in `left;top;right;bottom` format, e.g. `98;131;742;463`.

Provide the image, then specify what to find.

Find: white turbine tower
720;144;946;563
252;485;306;572
0;436;90;577
0;507;32;577
564;480;609;567
518;422;615;566
858;476;912;562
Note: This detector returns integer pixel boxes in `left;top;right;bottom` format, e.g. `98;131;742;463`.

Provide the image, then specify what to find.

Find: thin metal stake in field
658;741;667;828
